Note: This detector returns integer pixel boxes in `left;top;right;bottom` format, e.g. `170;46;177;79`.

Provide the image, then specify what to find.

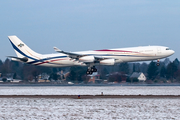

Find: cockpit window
166;48;170;50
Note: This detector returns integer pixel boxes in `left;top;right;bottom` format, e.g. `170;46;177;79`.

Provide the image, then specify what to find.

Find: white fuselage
8;35;175;68
29;46;174;67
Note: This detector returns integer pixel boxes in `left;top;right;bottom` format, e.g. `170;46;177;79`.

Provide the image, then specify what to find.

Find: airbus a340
8;36;175;75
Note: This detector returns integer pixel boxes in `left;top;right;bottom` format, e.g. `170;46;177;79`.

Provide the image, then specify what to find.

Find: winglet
53;47;63;53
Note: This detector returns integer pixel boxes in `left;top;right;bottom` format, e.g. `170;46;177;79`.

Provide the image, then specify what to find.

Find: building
38;73;50;80
38;79;50;83
11;79;23;83
88;72;101;83
130;72;146;82
107;72;128;83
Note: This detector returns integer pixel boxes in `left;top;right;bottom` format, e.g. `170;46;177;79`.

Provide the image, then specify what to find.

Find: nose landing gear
156;59;160;66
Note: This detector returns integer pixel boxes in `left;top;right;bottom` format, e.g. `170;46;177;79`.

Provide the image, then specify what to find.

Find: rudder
8;36;41;61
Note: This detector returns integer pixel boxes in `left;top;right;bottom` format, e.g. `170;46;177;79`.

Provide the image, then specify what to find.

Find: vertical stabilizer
8;36;41;61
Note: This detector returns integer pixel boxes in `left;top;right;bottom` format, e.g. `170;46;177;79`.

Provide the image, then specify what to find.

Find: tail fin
8;36;41;61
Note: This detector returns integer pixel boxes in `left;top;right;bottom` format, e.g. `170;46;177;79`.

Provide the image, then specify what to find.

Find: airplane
8;35;175;75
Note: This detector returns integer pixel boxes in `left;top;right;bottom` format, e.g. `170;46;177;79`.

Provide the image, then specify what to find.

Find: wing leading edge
53;47;115;62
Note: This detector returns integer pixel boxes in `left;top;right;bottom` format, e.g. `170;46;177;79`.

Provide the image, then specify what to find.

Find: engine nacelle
79;56;95;62
100;59;115;65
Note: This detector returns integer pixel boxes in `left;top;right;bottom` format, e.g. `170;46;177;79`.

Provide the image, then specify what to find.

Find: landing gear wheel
86;71;89;74
86;70;93;75
86;66;97;75
156;59;160;66
91;68;97;72
156;63;160;66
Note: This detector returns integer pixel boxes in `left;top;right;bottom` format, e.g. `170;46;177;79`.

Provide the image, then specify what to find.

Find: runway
0;95;180;99
0;86;180;119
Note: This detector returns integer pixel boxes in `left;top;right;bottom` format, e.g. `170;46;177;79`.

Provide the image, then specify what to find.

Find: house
38;79;50;83
57;70;69;80
107;72;128;83
11;79;23;83
88;72;101;83
38;73;50;80
130;72;146;82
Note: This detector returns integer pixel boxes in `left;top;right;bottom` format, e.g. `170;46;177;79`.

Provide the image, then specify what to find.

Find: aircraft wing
54;47;86;59
53;47;110;61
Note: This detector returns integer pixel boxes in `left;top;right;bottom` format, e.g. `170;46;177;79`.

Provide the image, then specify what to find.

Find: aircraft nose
171;50;175;55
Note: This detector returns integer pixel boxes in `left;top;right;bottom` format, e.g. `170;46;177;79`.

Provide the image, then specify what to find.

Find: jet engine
79;56;95;62
100;59;115;65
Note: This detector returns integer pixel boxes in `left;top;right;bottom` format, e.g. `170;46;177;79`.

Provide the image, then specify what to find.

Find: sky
0;0;180;61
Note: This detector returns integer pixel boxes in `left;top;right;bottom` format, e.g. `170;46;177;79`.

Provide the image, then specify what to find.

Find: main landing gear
86;66;97;75
156;59;160;66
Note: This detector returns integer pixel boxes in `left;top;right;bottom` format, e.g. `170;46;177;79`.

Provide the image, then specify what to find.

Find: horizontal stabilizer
7;56;28;62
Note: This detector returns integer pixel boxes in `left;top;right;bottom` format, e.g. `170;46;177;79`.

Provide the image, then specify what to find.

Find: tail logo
18;43;24;47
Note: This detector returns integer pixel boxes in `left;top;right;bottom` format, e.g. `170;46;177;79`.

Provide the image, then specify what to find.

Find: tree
67;66;87;83
164;58;171;66
175;70;180;83
108;73;122;83
100;67;109;79
119;62;129;74
13;73;17;79
173;58;179;66
10;61;23;79
147;61;158;80
50;73;58;81
32;69;40;82
134;63;141;72
132;63;135;73
166;62;178;80
2;78;7;82
140;62;148;73
132;78;139;82
126;77;139;83
0;59;3;71
1;58;11;74
160;65;166;78
36;66;52;74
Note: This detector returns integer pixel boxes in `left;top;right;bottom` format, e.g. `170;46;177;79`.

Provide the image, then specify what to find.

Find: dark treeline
0;58;180;83
0;58;65;82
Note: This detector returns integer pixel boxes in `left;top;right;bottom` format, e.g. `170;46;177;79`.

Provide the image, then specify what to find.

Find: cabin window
145;50;153;52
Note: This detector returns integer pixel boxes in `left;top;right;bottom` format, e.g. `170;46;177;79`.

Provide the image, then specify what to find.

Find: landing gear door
157;47;161;54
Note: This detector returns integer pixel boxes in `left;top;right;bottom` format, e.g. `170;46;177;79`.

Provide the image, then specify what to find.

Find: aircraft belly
119;56;158;62
51;59;74;66
45;59;86;67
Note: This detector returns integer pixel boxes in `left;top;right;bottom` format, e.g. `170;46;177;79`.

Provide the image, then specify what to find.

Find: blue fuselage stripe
27;54;153;65
27;56;68;64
